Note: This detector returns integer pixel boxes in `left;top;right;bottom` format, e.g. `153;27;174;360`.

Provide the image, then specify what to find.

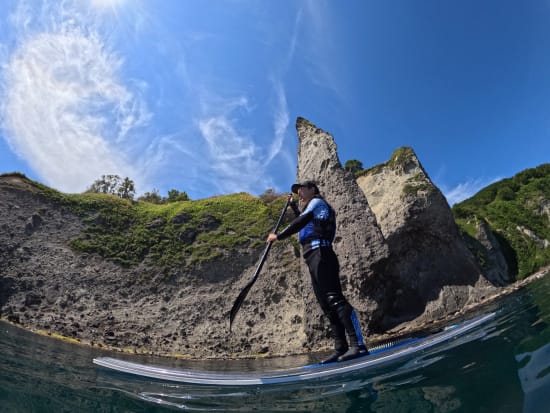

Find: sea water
1;272;550;413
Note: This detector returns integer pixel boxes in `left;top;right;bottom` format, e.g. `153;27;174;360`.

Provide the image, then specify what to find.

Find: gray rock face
0;174;305;358
294;118;389;340
0;119;518;359
476;219;510;286
357;147;500;329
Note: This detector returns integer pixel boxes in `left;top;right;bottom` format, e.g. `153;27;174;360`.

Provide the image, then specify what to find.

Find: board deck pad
93;312;495;386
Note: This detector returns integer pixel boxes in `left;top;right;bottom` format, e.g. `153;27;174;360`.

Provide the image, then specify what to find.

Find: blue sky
0;0;549;204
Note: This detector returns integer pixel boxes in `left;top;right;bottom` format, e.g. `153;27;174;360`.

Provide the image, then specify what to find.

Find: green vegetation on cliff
358;147;417;177
452;164;550;279
2;173;289;268
70;192;285;268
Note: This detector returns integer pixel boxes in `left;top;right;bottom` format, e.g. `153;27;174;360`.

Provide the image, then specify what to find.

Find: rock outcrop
357;147;502;329
293;118;389;341
475;219;511;286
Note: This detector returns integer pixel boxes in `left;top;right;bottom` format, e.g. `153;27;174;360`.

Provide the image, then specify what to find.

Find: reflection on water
516;342;550;413
1;272;550;412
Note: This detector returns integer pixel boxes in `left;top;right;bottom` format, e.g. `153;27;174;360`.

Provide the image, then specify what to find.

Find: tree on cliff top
345;159;364;176
86;175;136;200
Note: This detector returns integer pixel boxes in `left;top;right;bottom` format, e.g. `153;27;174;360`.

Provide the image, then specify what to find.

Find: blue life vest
298;197;336;248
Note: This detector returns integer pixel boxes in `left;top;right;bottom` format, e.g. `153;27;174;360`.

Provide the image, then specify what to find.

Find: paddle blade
229;281;255;331
229;243;272;331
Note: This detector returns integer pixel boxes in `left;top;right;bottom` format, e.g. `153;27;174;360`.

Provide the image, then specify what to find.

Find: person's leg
319;309;348;363
327;295;368;361
318;248;368;361
305;248;348;363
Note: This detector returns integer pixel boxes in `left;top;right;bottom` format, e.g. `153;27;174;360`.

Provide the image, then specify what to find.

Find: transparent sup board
93;312;495;386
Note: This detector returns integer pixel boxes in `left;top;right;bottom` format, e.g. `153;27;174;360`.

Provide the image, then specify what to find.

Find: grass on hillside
452;164;550;279
2;173;291;269
71;194;291;268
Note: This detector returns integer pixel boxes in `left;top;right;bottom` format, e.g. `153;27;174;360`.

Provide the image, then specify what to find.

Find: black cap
291;181;320;194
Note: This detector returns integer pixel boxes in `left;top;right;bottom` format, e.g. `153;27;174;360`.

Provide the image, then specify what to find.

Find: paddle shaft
229;196;292;331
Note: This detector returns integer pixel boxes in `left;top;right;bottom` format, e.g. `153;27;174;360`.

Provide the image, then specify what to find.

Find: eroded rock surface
357;147;502;329
0;119;528;359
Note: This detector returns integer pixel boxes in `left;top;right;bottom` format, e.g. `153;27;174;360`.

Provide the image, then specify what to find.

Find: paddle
229;195;292;331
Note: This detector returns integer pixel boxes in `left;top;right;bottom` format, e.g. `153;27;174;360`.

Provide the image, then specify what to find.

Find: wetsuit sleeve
276;211;314;240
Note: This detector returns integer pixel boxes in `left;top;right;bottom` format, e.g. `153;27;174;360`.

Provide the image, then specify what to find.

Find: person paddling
266;181;369;363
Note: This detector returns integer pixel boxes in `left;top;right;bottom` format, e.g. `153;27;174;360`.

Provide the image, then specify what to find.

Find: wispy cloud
282;8;302;73
121;4;295;198
267;81;289;164
171;5;298;197
0;1;296;198
196;93;269;195
260;6;301;185
300;0;346;100
441;177;501;205
0;0;151;193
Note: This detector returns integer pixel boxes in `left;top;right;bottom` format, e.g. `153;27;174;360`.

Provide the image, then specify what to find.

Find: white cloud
0;1;295;198
281;8;302;73
300;0;345;100
194;81;293;196
265;80;289;164
442;177;501;206
0;1;151;193
198;111;263;194
257;9;299;186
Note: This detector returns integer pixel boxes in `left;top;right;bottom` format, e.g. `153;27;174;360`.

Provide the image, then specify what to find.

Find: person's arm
276;210;313;240
266;207;314;243
266;198;320;243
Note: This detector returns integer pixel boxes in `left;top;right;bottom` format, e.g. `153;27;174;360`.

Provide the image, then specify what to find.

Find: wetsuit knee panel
326;293;346;310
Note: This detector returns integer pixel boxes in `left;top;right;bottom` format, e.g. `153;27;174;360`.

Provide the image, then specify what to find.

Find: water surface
1;273;550;412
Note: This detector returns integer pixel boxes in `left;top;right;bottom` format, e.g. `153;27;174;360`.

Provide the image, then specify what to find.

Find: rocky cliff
356;147;502;330
1;118;540;359
0;174;306;358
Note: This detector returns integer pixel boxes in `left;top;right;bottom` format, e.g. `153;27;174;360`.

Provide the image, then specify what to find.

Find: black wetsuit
277;196;365;350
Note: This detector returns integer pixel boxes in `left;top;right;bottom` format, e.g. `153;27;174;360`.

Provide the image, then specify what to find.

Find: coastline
3;265;548;360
